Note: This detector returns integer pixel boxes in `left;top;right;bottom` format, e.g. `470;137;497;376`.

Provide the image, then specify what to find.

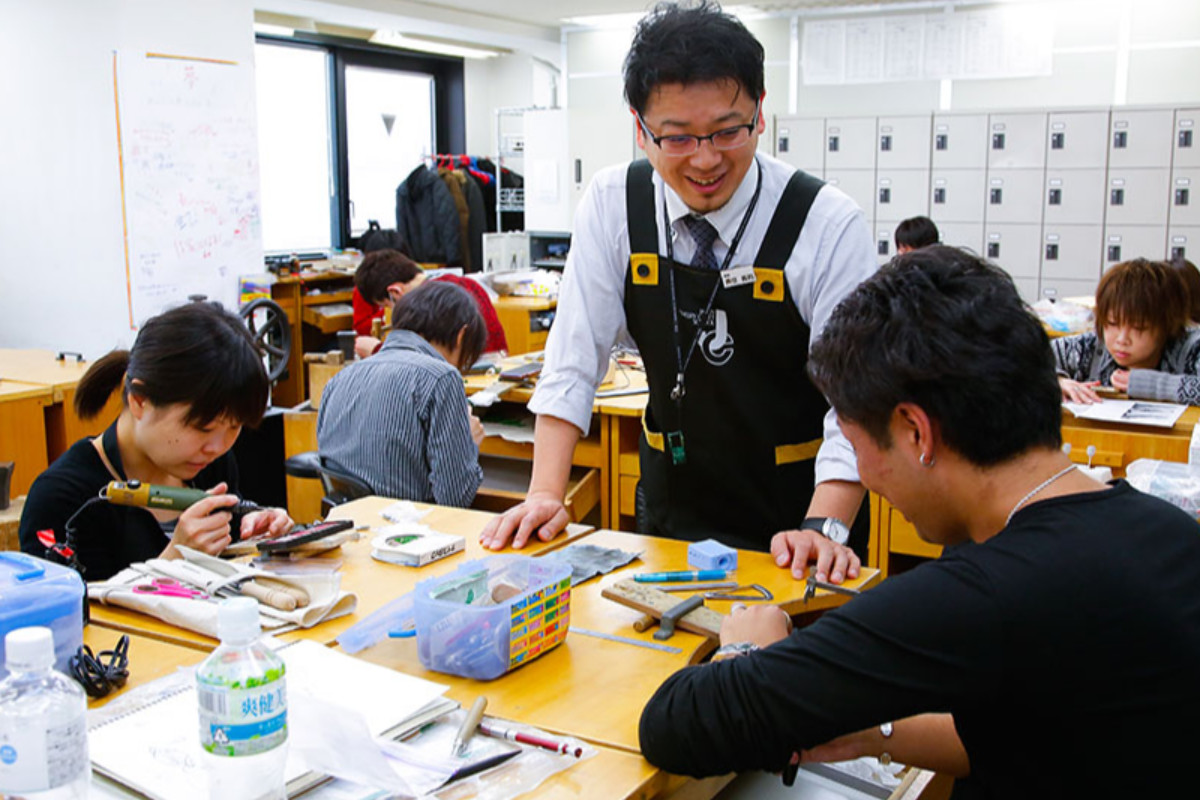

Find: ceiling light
369;30;506;59
254;22;295;37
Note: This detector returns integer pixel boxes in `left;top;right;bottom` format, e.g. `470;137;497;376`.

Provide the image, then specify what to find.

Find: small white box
482;232;529;273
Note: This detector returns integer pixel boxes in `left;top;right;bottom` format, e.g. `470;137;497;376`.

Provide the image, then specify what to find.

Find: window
254;35;465;252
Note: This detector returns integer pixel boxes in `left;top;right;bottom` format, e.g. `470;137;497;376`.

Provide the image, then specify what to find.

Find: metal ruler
569;626;682;654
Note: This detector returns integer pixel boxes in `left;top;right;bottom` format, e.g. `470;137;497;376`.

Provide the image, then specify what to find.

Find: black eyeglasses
70;635;130;699
636;101;760;157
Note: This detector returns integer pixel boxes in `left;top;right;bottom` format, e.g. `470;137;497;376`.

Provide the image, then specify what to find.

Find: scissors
132;577;208;600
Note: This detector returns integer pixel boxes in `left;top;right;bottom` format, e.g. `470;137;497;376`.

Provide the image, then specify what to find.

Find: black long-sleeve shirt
640;482;1200;797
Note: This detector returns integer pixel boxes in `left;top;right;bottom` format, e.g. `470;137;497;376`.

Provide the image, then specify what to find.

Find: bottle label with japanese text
197;677;288;757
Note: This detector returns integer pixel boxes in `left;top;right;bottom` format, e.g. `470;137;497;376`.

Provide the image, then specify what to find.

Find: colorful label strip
509;577;571;667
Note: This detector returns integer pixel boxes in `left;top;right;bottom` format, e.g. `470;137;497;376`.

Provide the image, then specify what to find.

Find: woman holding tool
639;247;1200;796
19;302;293;580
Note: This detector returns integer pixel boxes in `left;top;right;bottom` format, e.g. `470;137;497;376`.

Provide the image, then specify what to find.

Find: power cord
69;635;130;699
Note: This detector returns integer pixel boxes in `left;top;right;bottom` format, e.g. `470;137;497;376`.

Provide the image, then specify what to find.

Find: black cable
69;635;130;699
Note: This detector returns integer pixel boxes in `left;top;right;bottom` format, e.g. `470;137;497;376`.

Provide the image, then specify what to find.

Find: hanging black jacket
395;164;462;265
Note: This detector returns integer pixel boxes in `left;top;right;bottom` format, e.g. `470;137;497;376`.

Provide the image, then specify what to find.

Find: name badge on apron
721;265;756;289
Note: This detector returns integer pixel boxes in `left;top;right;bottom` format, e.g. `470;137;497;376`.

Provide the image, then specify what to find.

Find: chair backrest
283;451;373;517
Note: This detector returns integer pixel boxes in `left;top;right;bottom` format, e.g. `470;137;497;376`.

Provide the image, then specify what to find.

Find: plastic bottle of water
197;598;288;800
0;626;90;799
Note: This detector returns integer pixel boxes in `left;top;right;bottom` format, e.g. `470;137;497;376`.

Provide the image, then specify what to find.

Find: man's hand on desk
770;529;860;584
479;491;569;550
355;336;382;360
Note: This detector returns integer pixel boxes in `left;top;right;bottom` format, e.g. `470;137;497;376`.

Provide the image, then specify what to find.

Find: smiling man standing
481;1;876;582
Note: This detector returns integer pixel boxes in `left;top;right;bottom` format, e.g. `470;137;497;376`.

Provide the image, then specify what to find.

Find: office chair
283;451;373;517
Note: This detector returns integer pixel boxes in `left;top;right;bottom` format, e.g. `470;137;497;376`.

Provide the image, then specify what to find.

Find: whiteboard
116;52;263;324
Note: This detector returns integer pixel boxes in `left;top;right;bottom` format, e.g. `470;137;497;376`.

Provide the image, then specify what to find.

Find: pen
634;570;729;583
478;721;583;758
453;696;488;757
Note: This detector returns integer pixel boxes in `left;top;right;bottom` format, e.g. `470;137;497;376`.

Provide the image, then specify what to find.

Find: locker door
987;112;1048;169
1169;169;1200;227
875;170;930;222
931;114;987;169
1013;275;1040;304
1043;169;1106;226
983;223;1042;278
1045;111;1110;169
1167;226;1200;261
774;116;825;174
1039;277;1098;302
825;170;877;227
930;170;986;223
877;115;932;170
1040;225;1103;281
1108;109;1174;169
983;170;1045;225
1105;169;1170;226
1174;108;1200;169
937;221;984;255
825;117;877;170
1102;226;1168;266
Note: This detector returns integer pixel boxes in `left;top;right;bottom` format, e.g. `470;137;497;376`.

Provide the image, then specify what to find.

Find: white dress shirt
529;152;877;486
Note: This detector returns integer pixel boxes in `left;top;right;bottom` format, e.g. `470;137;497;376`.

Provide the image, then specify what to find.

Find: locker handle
828;135;839;152
1051;132;1064;150
879;187;891;204
935;134;948;151
933;187;946;204
1177;188;1190;207
990;188;1003;205
1181;130;1194;149
880;134;892;152
1110;188;1125;206
1045;243;1059;260
1113;131;1127;149
1108;245;1122;262
992;133;1005;150
1048;188;1062;206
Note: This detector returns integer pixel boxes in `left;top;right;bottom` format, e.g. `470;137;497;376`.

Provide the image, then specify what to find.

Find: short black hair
355;249;423;305
623;1;764;116
894;216;940;250
75;301;269;428
392;281;487;372
808;245;1062;466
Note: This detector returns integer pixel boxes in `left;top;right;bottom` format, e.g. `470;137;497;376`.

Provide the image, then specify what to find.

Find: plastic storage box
412;555;571;680
0;552;85;679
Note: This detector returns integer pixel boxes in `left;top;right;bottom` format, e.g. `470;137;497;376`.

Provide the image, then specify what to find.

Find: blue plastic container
0;553;85;679
412;555;571;680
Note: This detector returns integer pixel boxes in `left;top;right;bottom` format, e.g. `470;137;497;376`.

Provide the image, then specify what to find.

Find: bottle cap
5;626;54;672
218;597;261;644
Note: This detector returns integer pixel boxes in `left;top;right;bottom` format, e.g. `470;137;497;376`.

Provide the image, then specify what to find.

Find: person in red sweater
351;250;507;360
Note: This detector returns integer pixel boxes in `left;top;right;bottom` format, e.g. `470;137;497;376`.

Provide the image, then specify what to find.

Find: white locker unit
1043;169;1106;226
1102;226;1167;266
824;117;877;171
1104;169;1171;227
1169;169;1200;228
824;170;877;228
1108;109;1174;169
877;115;932;171
875;171;929;222
774;116;825;175
931;114;988;169
1039;277;1098;301
983;223;1042;278
930;171;986;223
987;112;1048;170
1040;225;1104;281
983;170;1045;225
1045;111;1110;170
937;222;985;255
1174;108;1200;169
1168;227;1200;261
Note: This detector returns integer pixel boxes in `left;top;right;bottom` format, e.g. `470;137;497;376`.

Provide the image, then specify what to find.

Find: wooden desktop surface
88;498;593;651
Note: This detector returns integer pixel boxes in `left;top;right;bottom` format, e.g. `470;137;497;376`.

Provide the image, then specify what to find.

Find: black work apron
623;159;833;552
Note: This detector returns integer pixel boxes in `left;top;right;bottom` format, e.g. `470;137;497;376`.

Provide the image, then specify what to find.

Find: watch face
824;518;850;546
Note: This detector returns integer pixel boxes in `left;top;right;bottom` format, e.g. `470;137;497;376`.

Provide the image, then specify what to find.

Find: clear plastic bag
1125;458;1200;518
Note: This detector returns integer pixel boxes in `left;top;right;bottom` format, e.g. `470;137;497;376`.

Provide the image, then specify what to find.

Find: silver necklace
1004;465;1077;527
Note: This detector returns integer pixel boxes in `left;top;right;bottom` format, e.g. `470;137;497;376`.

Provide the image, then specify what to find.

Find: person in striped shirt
318;282;487;507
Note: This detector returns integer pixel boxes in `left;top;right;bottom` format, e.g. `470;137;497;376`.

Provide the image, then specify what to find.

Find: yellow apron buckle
631;253;659;285
753;268;785;302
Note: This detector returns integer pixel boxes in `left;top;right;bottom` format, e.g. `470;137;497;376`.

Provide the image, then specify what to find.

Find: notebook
88;639;455;800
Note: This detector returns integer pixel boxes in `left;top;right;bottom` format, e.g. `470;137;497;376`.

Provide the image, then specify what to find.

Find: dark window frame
256;32;465;250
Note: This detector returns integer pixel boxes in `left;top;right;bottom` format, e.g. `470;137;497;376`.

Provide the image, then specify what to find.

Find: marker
634;570;729;583
478;721;583;758
453;696;488;757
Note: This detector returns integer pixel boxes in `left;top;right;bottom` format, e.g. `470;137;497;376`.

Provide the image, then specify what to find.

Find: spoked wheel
240;298;291;383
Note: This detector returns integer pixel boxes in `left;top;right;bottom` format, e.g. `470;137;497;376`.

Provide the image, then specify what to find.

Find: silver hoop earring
918;452;935;468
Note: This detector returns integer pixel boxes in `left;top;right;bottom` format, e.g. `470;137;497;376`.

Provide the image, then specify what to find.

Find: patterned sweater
1050;327;1200;404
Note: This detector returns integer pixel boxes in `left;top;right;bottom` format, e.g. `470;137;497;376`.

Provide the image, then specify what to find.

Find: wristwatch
879;721;894;766
800;516;850;546
710;642;759;662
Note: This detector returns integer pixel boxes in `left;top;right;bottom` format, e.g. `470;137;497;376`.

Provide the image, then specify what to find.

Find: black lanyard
658;159;763;464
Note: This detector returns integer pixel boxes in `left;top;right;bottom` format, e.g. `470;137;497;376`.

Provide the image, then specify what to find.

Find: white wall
0;0;257;357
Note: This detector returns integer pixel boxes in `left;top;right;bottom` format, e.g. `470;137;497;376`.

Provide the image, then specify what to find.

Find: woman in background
1053;258;1200;404
19;302;293;580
